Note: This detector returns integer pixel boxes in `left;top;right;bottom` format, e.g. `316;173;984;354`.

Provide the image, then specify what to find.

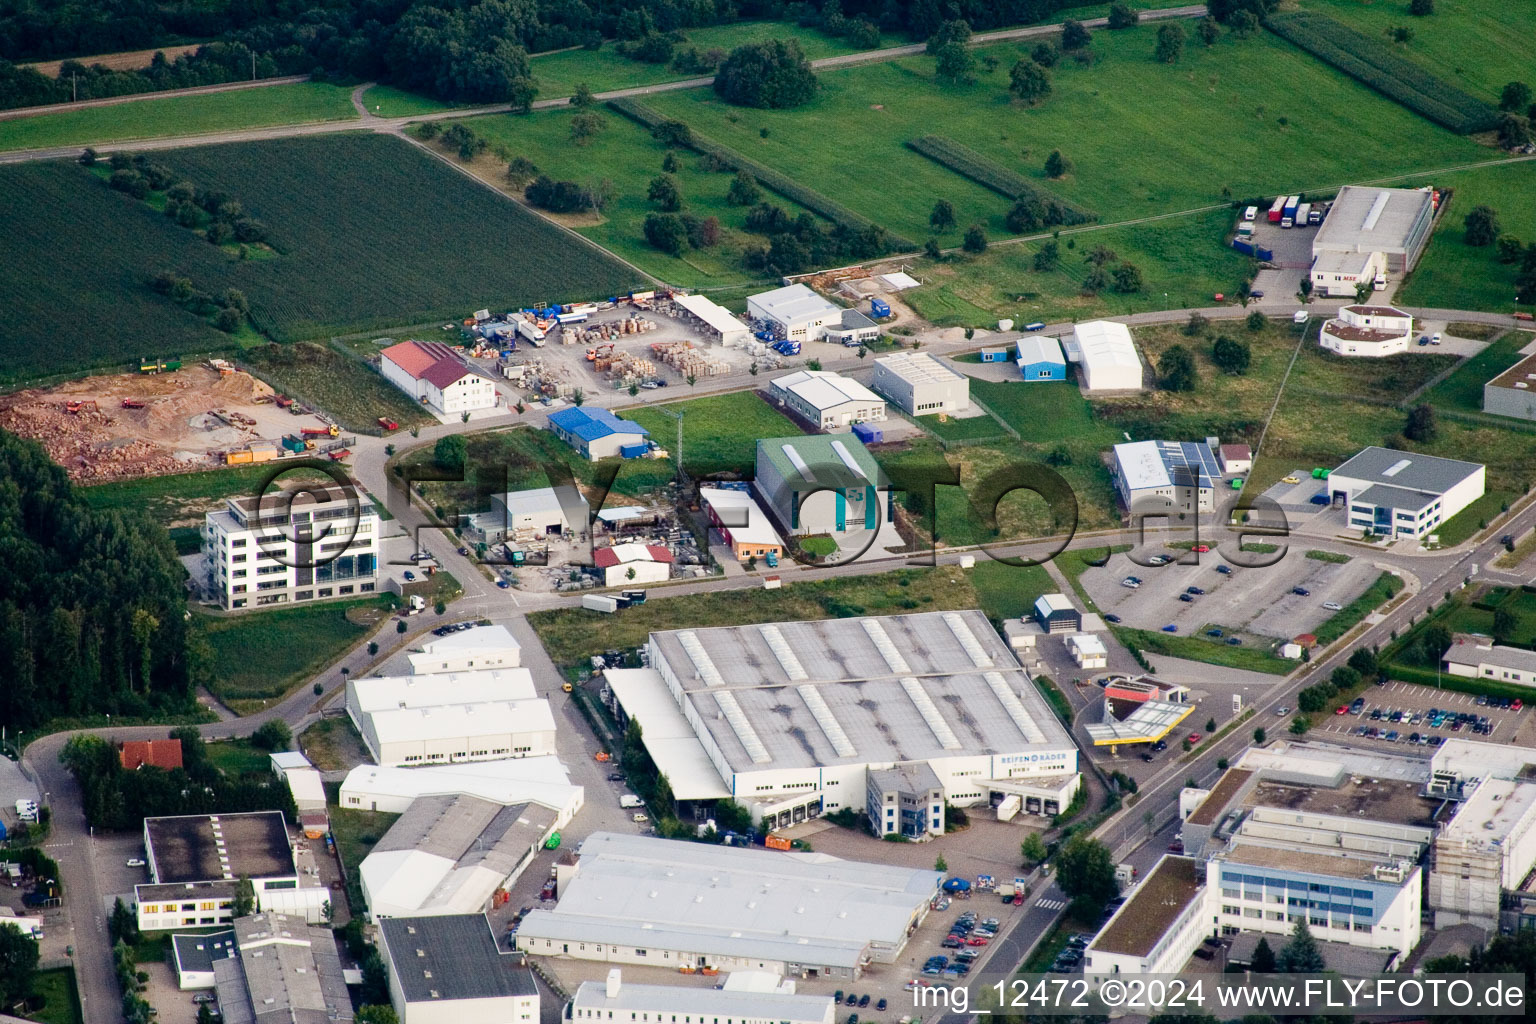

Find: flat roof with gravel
1091;856;1201;958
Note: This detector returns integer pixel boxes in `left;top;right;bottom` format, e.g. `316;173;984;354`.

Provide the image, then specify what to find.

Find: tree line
0;431;198;731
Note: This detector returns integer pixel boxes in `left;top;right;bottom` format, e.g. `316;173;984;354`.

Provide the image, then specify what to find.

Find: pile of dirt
0;396;184;481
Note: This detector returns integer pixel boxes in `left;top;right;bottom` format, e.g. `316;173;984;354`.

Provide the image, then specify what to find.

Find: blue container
1231;238;1255;256
1256;246;1274;261
870;298;890;318
852;422;883;444
620;442;650;459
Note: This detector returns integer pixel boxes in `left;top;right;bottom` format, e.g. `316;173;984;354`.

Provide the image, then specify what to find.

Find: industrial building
768;369;887;432
1219;443;1252;475
209;912;353;1024
571;970;835;1024
1311;185;1436;285
1110;440;1223;514
1033;593;1081;633
171;929;235;989
548;406;651;461
137;812;328;931
592;543;673;586
1083;856;1206;977
268;752;326;813
345;669;555;767
699;486;783;563
868;351;970;415
1327;446;1485;539
1065;321;1142;391
1430;775;1536;928
673;294;752;347
1442;635;1536;685
1483;352;1536;422
475;486;590;544
822;309;882;346
1310;250;1387;298
515;832;941;979
1015;336;1067;381
747;284;843;342
203;482;380;610
753;434;890;538
409;624;522;675
380;914;540;1024
602;609;1081;830
381;340;499;417
866;763;945;839
339;758;584;818
1066;633;1107;669
360;794;560;919
1319;304;1414;358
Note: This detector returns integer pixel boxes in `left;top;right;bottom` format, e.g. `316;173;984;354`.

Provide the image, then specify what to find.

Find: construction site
0;360;348;483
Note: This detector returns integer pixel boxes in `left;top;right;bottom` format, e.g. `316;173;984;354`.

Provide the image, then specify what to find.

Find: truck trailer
1268;196;1286;223
1281;196;1300;228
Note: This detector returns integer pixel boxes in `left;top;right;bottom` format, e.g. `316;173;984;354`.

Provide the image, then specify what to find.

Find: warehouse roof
1312;250;1377;276
145;812;294;885
750;283;841;324
674;293;750;337
1332;446;1482;495
226;912;353;1024
493;486;588;522
647;609;1073;772
172;929;235;978
517;832;939;967
349;670;537;714
874;350;967;385
548;406;649;442
1354;483;1441;511
1034;593;1076;617
380;915;538;1003
417;624;521;658
381;339;483;390
757;434;883;491
367;699;554;746
601;669;732;800
1114;440;1221;492
574;974;832;1019
1442;638;1536;673
1015;336;1065;366
340;757;581;810
770;369;884;412
268;752;312;773
1313;185;1434;254
700;486;783;548
1486;352;1536;391
1089;856;1201;958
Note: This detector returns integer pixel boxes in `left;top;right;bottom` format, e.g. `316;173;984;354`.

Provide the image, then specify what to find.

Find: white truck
619;795;643;809
582;594;619;613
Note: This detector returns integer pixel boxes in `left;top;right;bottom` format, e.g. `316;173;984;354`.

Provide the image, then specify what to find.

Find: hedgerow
608;97;916;251
905;135;1096;225
1264;11;1498;135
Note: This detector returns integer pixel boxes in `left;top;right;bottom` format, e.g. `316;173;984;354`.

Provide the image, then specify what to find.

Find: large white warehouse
768;369;887;432
747;284;843;342
409;624;521;675
603;609;1080;831
868;351;970;415
345;669;554;767
339;758;584;817
1066;321;1143;391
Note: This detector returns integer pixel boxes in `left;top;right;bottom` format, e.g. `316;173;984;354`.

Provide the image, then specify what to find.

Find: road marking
1035;899;1067;911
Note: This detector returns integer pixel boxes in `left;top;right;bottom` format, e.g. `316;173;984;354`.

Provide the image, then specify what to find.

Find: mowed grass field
1395;162;1536;313
1301;0;1536;105
451;107;819;288
906;207;1257;326
243;342;437;432
0;81;358;152
624;390;803;477
643;27;1486;245
78;463;334;527
0;135;643;381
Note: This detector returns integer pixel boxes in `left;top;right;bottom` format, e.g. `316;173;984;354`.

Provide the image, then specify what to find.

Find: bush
1107;3;1139;28
251;719;292;752
1263;11;1499;134
962;224;988;253
906;135;1095;224
713;40;819;109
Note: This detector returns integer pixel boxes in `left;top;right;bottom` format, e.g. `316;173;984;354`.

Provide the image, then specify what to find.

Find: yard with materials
0;134;643;381
243;342;437;432
445;107;822;289
0;81;358;153
624;390;803;477
190;598;389;713
642;28;1484;246
1395;162;1536;314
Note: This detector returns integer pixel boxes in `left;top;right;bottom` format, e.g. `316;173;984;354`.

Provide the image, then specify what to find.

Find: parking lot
1080;549;1382;641
1306;679;1530;750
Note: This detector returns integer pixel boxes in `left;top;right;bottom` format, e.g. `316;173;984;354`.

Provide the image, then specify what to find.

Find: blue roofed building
1016;336;1067;381
547;407;651;461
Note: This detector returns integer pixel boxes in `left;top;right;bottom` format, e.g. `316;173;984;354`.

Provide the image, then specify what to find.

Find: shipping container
582;594;619;613
1268;197;1286;222
765;834;792;851
978;348;1009;363
1231;238;1256;257
852;422;883;444
619;442;650;459
870;298;891;318
1296;203;1312;226
1256;246;1274;261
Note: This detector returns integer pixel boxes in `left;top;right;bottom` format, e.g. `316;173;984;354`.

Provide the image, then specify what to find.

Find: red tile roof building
120;739;184;771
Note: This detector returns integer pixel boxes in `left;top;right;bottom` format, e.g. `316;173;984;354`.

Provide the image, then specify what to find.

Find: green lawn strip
798;535;838;557
0;82;359;153
190;598;386;709
22;966;83;1024
968;559;1055;623
624;391;802;477
358;84;459;117
918;410;1010;442
1432;489;1517;547
79;463;334;528
202;737;274;778
1313;570;1401;646
1395;162;1536;314
1305;549;1351;563
1034;673;1073;725
642;28;1483;241
528;566;979;669
329;804;400;914
970;379;1119;445
243;341;437;432
1115;626;1293;674
299;716;371;772
1423;329;1530;414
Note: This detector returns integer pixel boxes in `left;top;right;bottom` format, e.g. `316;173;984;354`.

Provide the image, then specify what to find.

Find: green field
243;342;438;432
1302;0;1536;106
0;82;358;153
917;408;1010;442
1117;625;1294;674
643;28;1485;244
190;598;385;711
624;391;802;477
972;378;1120;445
906;208;1256;326
450;107;818;288
357;84;459;118
79;463;334;528
203;737;273;778
1396;162;1536;313
0;135;643;382
1423;329;1526;413
22;967;82;1024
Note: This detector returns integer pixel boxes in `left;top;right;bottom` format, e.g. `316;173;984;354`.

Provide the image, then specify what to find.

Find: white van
1293;310;1309;324
1243;206;1258;222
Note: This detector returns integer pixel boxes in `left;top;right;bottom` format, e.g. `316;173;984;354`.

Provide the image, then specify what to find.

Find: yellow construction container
224;449;253;465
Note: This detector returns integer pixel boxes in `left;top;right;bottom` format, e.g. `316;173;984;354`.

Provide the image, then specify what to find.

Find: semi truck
582;594;619;613
1268;196;1286;223
1281;196;1300;228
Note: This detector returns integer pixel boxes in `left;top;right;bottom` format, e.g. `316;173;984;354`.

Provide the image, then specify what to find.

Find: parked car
1336;706;1348;715
941;936;962;949
1105;614;1122;624
859;994;870;1008
1168;840;1184;853
1162;624;1178;633
403;570;416;580
126;858;146;867
1178;593;1194;603
1226;637;1243;645
1276;705;1290;715
1292;586;1309;596
1187;733;1203;744
1187;586;1205;595
1141;753;1155;762
1121;577;1142;589
1208;628;1223;637
1323;601;1343;611
1215;564;1232;575
1192;544;1210;553
876;999;888;1012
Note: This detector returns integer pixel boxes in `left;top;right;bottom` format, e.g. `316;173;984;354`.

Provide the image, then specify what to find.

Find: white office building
1110;440;1222;514
516;832;941;979
747;284;843;342
203;482;379;610
380;915;540;1024
1083;856;1207;977
381;339;499;417
571;970;834;1024
1430;776;1536;928
1065;321;1143;391
1327;446;1485;539
868;351;970;415
768;369;887;431
603;609;1081;831
409;624;522;675
1442;636;1536;685
1311;250;1387;298
1319;304;1414;358
345;669;555;767
339;758;584;818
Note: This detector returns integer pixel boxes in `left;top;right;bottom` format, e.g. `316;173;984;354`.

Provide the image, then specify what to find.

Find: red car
1192;544;1210;553
966;936;989;946
1187;733;1203;744
1515;699;1524;711
1168;840;1184;853
1335;706;1348;715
